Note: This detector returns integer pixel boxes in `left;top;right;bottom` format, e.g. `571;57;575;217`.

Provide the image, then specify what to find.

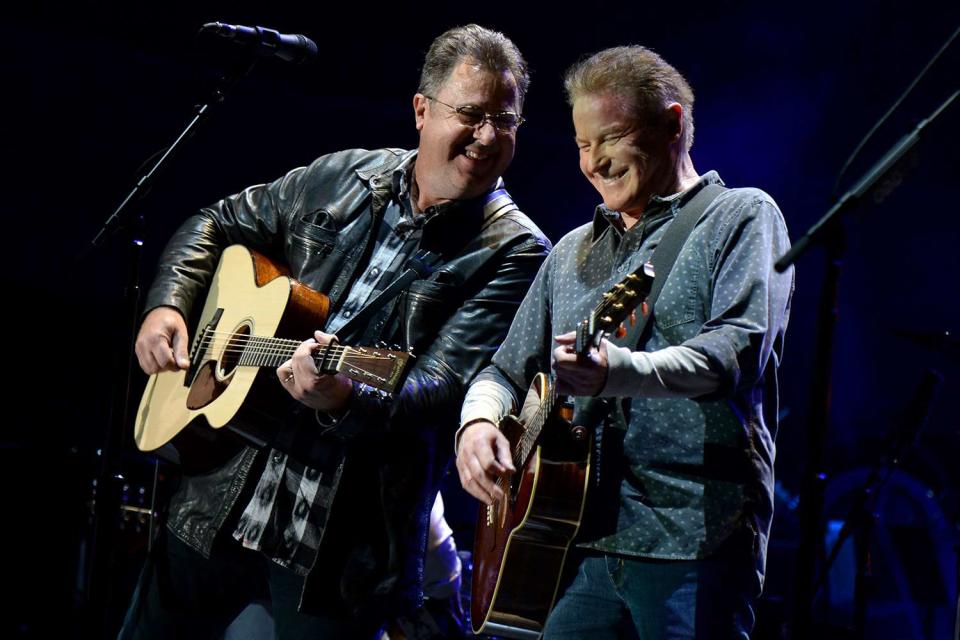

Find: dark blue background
5;2;958;637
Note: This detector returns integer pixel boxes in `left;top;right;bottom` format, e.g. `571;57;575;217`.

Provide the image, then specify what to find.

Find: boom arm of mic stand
777;89;958;272
82;57;259;255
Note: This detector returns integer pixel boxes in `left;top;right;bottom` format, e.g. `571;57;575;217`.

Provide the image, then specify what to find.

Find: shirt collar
388;152;506;232
591;170;724;241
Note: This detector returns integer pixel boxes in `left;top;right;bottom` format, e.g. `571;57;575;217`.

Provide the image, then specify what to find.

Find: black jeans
118;529;382;640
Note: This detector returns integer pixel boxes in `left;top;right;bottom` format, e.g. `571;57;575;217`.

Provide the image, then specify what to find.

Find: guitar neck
574;322;601;359
192;329;365;377
191;326;410;393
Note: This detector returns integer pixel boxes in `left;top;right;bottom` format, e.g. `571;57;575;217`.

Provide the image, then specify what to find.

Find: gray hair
564;46;695;150
418;24;530;109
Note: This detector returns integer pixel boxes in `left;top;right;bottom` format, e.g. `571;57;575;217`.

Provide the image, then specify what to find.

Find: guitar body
134;245;331;451
471;374;592;639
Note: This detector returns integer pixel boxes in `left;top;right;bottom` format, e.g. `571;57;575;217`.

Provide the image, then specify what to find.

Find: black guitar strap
624;181;726;351
333;249;441;341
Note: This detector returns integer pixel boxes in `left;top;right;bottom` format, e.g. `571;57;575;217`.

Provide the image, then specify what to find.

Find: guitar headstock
576;261;655;355
315;344;414;393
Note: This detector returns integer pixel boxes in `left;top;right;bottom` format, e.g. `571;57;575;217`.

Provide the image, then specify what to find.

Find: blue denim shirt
475;172;793;581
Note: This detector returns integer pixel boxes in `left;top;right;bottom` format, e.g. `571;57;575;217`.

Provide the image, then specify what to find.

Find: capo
314;336;341;376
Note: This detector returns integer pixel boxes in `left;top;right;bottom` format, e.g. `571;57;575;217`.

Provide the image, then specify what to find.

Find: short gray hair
564;46;695;150
418;24;530;109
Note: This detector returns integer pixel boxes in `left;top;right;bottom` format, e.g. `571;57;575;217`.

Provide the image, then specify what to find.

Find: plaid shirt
232;156;428;575
232;156;508;576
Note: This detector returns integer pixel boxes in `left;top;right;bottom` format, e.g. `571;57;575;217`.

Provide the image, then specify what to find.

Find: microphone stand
77;54;258;636
778;90;958;638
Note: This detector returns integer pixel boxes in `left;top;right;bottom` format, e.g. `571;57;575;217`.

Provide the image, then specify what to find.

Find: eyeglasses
426;96;525;133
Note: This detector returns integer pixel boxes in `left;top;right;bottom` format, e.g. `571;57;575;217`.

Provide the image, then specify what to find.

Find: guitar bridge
185;308;223;387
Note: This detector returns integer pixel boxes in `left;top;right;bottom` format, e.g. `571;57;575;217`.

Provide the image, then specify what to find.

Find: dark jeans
118;530;382;640
542;545;760;640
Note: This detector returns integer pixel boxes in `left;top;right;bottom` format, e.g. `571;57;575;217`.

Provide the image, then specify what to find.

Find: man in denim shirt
457;46;794;639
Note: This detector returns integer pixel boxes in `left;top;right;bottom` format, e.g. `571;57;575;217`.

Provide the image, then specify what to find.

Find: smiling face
413;59;520;210
573;92;676;220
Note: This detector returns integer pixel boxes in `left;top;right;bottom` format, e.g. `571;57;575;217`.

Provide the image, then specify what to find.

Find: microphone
200;22;317;64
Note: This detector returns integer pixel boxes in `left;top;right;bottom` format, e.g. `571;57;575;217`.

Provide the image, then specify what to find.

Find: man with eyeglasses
123;24;549;639
457;46;793;639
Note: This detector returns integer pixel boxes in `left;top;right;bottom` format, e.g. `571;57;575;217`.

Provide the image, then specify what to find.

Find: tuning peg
376;340;387;349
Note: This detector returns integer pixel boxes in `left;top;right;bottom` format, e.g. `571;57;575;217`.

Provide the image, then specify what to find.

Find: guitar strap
333;249;441;341
480;187;521;230
624;181;726;351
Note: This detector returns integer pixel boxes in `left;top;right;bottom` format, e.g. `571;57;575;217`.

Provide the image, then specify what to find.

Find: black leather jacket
143;148;550;617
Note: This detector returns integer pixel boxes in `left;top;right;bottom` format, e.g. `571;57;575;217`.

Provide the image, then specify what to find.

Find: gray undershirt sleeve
455;379;516;454
601;342;722;398
455;344;720;454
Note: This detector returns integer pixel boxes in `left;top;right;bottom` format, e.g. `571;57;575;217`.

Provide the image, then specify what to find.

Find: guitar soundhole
219;324;251;378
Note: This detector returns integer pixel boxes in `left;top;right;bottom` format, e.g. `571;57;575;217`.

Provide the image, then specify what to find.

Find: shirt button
343;310;353;318
370;267;380;277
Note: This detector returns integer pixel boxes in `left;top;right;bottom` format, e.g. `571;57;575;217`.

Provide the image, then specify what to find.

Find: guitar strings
499;401;548;489
196;329;399;353
195;342;391;361
511;388;554;467
194;330;395;356
494;389;559;497
196;345;398;363
493;393;562;505
192;331;399;362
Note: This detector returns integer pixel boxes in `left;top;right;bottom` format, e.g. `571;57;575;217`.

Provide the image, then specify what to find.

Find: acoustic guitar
471;261;655;639
134;245;412;451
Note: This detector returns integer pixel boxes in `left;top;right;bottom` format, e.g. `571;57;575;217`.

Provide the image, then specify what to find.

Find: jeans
542;546;760;640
